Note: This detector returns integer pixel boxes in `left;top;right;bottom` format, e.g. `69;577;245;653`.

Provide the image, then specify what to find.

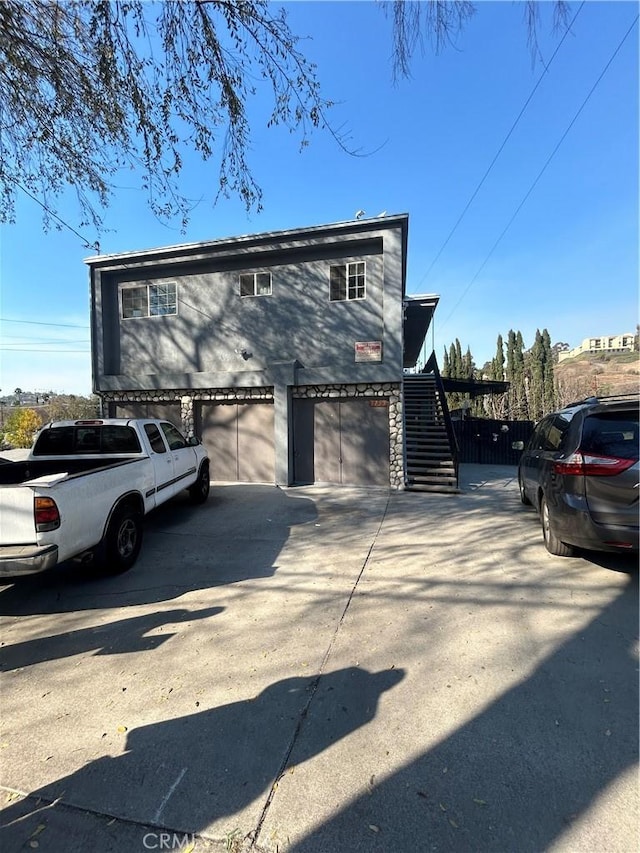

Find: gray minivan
517;395;639;556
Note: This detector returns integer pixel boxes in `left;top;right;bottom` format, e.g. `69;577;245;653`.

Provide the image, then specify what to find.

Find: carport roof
403;294;439;368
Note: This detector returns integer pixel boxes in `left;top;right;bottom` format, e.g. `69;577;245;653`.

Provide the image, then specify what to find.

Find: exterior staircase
403;369;459;493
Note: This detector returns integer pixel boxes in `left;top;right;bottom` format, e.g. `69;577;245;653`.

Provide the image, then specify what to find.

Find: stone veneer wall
99;381;404;488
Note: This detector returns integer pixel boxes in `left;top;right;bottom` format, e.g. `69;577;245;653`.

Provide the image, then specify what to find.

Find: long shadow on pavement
0;666;405;851
0;606;224;672
284;574;639;853
0;485;317;616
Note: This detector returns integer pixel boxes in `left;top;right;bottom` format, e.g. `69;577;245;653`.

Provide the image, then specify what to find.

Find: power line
438;13;638;335
415;1;586;290
1;338;90;344
0;317;89;329
9;179;100;252
0;348;90;353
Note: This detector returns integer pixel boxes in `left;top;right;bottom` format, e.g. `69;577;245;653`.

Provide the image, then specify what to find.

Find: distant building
558;333;636;362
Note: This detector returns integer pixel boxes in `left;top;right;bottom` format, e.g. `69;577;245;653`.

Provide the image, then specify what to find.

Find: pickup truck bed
0;457;138;485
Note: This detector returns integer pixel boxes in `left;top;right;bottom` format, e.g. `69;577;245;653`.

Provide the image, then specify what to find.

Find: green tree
442;346;451;378
528;329;545;420
542;328;556;413
463;345;474;380
506;330;528;419
492;334;505;382
46;394;100;421
485;334;506;418
3;407;43;448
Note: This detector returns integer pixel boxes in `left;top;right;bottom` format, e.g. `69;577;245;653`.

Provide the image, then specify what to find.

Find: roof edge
84;214;409;268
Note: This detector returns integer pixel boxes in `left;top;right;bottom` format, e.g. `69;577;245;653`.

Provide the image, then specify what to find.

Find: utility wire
438;13;639;334
9;180;100;252
0;348;90;353
415;0;585;290
0;317;89;329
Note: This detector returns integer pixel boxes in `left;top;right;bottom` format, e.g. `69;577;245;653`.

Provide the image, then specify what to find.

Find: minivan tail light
35;497;61;531
553;452;635;477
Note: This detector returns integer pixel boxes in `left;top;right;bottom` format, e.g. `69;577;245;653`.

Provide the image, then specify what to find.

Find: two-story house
87;215;445;488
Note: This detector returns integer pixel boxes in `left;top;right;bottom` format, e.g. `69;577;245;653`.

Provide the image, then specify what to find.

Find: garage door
197;401;275;483
293;399;389;486
111;402;182;426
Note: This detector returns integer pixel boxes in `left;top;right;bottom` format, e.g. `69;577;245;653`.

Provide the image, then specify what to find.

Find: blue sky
0;0;638;396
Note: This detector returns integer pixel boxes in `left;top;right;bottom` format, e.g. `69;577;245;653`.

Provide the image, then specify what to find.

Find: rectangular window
329;262;366;301
240;272;272;297
121;283;177;318
160;422;187;451
144;423;167;454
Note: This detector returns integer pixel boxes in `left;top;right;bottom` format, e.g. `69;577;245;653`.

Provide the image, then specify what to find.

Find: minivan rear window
582;414;639;461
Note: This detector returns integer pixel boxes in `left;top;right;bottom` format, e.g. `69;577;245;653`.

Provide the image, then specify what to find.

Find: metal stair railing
422;351;459;488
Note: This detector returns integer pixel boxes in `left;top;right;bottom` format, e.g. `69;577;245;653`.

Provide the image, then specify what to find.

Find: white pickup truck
0;418;210;577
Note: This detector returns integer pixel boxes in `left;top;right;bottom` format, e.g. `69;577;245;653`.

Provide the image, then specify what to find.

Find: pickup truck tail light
553;452;635;477
35;497;61;531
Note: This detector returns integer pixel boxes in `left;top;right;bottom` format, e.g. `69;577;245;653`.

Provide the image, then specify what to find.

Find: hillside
555;351;639;404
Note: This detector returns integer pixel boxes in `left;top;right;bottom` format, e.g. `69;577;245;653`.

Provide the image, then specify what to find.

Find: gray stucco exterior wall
87;216;410;487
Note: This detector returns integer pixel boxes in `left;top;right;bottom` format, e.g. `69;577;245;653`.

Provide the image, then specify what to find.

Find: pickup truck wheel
189;462;210;504
541;497;574;557
104;507;143;573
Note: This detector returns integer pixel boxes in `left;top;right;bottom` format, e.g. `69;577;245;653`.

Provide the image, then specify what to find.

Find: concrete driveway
0;465;637;852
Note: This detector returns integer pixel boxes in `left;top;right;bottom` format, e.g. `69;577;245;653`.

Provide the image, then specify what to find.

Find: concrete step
405;481;459;494
406;460;456;472
406;452;454;463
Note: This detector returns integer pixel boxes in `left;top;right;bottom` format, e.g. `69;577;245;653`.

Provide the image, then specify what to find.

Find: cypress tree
463;346;474;380
542;328;555;413
528;329;544;420
455;338;463;378
514;331;527;419
442;347;450;378
494;334;504;382
506;330;516;417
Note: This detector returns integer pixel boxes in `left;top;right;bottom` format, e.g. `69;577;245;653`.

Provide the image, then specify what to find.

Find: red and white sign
355;341;382;362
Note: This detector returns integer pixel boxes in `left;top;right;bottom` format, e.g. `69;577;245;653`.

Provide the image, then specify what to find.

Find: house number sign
354;341;382;362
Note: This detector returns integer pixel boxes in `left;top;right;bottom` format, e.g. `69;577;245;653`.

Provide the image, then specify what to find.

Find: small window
330;262;366;301
240;272;272;297
101;426;142;453
144;424;167;454
122;283;177;318
543;415;570;451
529;419;551;451
160;422;187;451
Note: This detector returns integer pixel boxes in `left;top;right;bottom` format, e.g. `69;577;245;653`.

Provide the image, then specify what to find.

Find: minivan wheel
541;497;574;557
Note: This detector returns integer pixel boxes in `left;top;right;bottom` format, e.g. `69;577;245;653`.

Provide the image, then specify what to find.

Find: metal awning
440;377;510;397
403;294;439;368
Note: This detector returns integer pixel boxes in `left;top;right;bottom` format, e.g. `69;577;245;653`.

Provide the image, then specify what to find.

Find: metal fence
452;417;535;466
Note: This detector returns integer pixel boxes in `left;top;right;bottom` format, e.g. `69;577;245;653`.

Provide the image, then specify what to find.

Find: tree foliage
384;0;572;80
0;0;336;234
1;0;574;233
45;394;101;421
3;407;43;447
441;328;557;421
